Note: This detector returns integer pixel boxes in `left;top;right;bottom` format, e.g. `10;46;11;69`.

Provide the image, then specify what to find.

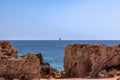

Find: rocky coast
0;41;59;80
1;41;120;80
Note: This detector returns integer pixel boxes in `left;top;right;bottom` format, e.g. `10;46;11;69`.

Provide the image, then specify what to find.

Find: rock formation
0;41;18;58
0;41;59;79
64;44;120;78
0;41;40;80
36;53;59;78
4;40;120;79
0;53;40;80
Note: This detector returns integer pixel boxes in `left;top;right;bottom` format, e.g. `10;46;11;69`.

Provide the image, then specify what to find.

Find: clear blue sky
0;0;120;40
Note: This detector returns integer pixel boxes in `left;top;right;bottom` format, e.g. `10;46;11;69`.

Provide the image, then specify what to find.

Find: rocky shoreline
1;41;120;80
0;41;60;80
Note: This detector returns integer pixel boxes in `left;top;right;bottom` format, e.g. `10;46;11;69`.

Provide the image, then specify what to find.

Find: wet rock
64;44;120;78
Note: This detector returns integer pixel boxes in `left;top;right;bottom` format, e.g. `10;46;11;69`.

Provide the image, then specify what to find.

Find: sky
0;0;120;40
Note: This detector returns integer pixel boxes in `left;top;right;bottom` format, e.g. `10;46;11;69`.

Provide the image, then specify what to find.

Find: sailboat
59;37;61;41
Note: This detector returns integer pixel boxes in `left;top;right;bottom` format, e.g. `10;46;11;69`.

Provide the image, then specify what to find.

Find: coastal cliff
64;44;120;78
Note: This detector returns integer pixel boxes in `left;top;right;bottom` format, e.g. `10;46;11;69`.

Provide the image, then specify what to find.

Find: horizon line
0;39;120;41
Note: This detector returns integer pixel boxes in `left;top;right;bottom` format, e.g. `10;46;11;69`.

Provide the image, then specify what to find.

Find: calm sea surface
9;40;120;71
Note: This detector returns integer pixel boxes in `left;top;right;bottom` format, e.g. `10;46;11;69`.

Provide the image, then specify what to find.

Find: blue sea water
9;40;120;71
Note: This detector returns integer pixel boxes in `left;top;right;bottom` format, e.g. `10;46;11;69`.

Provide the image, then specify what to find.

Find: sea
8;40;120;71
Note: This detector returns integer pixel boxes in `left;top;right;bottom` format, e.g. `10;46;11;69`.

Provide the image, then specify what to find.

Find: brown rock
60;71;66;78
1;48;18;58
0;77;5;80
0;41;58;79
0;41;12;49
36;53;58;78
0;41;18;58
98;70;107;78
0;47;2;56
0;41;59;79
117;77;120;80
13;78;19;80
36;53;44;65
0;53;40;80
64;44;120;78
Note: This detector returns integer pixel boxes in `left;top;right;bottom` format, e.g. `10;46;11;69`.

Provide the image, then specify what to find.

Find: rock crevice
64;44;120;78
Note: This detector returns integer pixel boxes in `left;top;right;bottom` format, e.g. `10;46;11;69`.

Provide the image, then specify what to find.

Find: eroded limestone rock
64;44;120;78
